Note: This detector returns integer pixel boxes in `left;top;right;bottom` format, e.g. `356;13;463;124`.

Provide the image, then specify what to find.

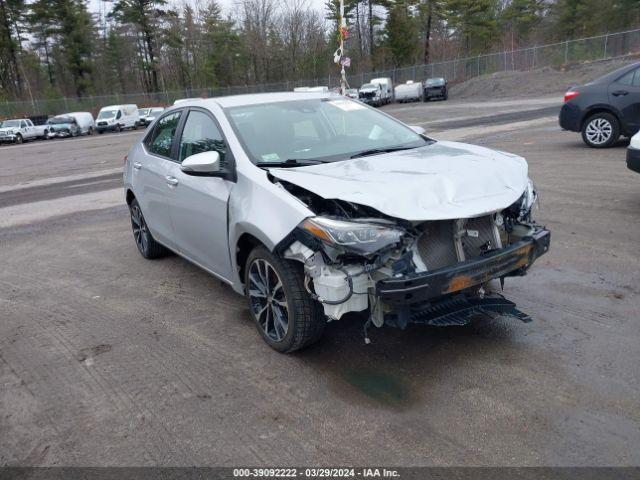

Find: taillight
564;90;580;102
123;155;128;165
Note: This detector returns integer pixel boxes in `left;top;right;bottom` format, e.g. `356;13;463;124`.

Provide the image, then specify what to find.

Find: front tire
129;199;167;259
245;246;325;353
14;134;23;144
582;112;620;148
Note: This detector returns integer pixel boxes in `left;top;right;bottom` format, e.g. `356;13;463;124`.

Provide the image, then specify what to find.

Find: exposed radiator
417;215;500;271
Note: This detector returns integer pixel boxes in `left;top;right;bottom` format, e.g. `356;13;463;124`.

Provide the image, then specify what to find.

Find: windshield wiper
349;146;419;159
258;158;326;168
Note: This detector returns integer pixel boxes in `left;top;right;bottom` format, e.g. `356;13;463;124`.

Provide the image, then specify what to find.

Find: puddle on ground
336;367;413;408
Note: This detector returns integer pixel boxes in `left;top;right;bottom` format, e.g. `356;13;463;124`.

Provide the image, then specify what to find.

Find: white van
96;104;140;133
370;77;394;104
67;112;95;135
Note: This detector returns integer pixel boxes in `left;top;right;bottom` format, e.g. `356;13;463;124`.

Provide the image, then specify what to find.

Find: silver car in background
123;92;550;353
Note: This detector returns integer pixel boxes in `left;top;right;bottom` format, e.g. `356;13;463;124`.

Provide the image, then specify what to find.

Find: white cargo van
96;104;139;133
370;77;394;104
67;112;95;135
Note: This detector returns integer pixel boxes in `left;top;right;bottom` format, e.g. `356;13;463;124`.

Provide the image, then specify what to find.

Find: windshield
138;108;150;116
226;98;430;165
361;84;377;90
48;117;73;125
148;108;163;118
98;110;117;120
1;120;20;128
426;78;445;86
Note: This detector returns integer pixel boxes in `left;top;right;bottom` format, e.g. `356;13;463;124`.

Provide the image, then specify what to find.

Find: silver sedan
123;92;550;352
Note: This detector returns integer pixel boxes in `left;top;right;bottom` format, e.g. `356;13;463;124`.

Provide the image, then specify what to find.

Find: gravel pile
450;57;640;99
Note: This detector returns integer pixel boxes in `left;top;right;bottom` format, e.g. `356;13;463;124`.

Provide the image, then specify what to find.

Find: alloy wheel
130;204;148;254
248;258;289;342
585;118;613;145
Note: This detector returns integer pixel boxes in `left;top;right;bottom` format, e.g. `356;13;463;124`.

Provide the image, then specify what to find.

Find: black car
424;77;448;101
559;62;640;148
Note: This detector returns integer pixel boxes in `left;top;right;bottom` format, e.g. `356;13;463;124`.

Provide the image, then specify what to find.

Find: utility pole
339;0;347;95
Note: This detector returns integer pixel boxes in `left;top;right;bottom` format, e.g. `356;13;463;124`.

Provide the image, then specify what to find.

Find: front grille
98;121;107;126
359;92;375;99
417;215;500;271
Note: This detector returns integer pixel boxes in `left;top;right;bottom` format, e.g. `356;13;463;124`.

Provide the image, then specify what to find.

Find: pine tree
108;0;168;92
384;0;419;67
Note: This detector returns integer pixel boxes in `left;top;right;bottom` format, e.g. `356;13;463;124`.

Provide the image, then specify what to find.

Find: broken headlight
301;216;404;256
518;178;539;221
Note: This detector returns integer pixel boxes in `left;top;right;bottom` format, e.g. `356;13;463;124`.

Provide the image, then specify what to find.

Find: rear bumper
559;103;581;131
376;227;551;306
627;147;640;174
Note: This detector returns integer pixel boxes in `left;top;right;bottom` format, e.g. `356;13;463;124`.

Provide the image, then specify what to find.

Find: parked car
395;80;423;102
123;93;550;353
424;77;448;101
67;111;95;135
370;77;394;104
96;104;139;133
47;115;81;138
345;88;359;99
559;62;640;148
358;83;383;106
138;107;164;127
627;131;640;174
0;118;50;144
144;107;164;127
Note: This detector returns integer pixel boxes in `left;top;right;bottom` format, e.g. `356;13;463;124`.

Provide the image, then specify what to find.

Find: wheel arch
580;106;621;131
125;189;135;206
235;232;268;292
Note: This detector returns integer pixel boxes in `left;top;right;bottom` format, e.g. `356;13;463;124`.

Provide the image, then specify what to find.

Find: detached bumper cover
627;147;640;174
376;228;550;305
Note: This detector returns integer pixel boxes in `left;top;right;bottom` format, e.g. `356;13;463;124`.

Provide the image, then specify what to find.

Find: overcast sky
89;0;326;18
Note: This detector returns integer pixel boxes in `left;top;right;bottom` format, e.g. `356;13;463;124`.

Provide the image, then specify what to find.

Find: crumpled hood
269;141;529;221
0;127;16;133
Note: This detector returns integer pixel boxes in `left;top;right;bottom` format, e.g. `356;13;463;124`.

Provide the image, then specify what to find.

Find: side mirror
409;125;426;135
181;151;222;175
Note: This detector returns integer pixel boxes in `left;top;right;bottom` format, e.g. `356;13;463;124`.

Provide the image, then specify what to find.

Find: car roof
171;91;341;110
590;62;640;84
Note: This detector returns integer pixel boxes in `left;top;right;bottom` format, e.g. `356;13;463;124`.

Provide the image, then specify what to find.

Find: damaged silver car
123;92;550;353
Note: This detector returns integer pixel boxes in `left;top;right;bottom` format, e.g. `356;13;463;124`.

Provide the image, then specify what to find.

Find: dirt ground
0;96;639;467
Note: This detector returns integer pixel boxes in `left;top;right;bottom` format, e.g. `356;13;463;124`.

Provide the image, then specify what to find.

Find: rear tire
245;246;325;353
582;112;620;148
129;198;168;259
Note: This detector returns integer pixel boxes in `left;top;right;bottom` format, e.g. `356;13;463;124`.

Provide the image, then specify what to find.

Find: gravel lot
1;96;639;467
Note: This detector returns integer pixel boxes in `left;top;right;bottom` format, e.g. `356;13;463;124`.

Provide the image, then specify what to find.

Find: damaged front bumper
376;227;550;305
376;227;549;328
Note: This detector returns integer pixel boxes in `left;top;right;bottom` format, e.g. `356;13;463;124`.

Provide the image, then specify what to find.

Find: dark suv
559;62;640;148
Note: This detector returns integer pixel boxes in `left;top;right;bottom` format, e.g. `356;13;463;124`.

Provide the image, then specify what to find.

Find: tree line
0;0;638;102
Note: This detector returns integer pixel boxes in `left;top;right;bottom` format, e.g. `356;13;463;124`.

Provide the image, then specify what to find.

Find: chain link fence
3;28;640;118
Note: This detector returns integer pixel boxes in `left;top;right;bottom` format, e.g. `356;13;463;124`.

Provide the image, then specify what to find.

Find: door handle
612;90;629;96
165;176;179;187
133;162;142;170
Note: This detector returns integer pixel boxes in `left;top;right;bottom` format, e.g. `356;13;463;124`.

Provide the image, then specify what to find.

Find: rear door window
146;111;182;158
